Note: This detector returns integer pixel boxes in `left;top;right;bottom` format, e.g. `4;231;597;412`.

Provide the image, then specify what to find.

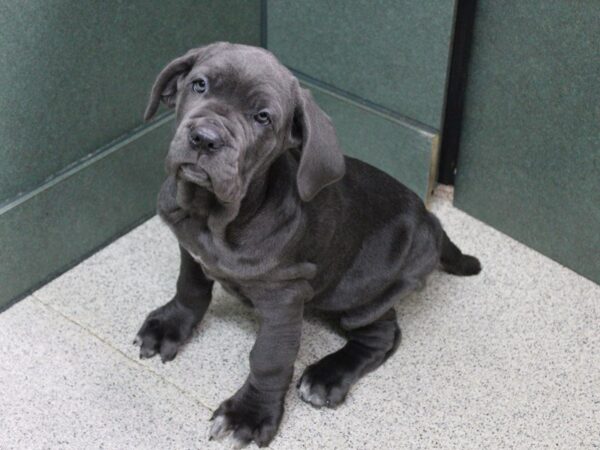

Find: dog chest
185;242;316;286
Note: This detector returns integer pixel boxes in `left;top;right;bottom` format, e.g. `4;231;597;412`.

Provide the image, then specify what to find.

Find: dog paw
209;383;284;448
297;363;353;408
133;300;199;363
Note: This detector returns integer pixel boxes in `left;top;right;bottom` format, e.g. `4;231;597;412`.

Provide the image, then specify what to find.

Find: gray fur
134;42;481;448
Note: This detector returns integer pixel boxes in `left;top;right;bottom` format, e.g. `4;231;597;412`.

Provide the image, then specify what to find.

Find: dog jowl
134;42;481;448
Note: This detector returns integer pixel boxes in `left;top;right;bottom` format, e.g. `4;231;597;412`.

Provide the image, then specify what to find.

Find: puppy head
145;42;345;206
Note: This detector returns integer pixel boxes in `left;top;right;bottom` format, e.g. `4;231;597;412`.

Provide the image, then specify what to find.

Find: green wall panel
0;116;173;309
268;0;456;129
0;0;260;204
454;1;600;283
304;80;438;202
0;0;261;308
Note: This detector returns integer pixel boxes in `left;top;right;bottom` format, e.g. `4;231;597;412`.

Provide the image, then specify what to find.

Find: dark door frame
438;0;477;185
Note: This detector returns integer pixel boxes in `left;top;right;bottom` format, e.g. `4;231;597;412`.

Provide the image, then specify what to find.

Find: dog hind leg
297;308;400;408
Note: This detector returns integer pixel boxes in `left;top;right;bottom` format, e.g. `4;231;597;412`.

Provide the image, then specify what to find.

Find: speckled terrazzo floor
1;189;599;449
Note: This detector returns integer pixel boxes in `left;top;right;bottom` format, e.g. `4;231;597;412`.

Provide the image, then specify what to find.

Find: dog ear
293;88;345;201
143;49;199;121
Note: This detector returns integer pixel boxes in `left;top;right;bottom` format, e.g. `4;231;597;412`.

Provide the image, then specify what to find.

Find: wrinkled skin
134;42;481;448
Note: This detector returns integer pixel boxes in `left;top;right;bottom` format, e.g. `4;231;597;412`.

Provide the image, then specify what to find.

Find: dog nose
188;127;224;151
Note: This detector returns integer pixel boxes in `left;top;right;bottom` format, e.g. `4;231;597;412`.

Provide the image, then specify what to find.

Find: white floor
1;190;599;449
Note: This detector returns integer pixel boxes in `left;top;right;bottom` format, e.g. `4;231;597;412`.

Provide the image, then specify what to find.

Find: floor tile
0;298;212;449
29;193;600;448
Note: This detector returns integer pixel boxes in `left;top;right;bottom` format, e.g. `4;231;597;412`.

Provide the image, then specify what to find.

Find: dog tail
440;231;482;276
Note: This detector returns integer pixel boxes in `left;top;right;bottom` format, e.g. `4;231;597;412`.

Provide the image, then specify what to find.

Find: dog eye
254;110;271;125
192;79;207;94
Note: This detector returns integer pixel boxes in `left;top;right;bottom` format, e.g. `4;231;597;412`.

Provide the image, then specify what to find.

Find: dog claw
231;436;249;449
209;415;230;441
133;336;141;346
139;347;157;359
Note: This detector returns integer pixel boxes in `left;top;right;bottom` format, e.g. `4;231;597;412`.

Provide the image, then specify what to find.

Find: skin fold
134;42;481;448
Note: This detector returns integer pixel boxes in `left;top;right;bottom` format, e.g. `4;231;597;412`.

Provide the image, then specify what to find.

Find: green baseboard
0;114;174;309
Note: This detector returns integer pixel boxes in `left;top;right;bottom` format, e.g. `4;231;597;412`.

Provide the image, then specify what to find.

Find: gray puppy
135;42;481;448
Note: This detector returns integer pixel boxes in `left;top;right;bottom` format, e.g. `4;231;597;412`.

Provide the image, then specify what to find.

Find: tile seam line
289;67;438;137
29;293;216;413
0;112;174;216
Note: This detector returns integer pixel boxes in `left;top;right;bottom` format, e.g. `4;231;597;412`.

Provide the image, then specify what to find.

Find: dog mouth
178;164;211;188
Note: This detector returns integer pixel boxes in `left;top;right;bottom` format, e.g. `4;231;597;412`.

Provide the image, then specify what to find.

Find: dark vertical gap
260;0;268;48
438;0;477;185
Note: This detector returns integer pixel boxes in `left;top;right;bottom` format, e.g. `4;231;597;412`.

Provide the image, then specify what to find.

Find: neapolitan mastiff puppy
135;42;481;448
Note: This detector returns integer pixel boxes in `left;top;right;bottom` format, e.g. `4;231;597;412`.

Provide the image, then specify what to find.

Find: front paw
209;382;284;448
134;299;200;363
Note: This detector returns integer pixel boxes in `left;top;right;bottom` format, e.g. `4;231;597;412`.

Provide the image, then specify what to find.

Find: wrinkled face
164;44;297;205
145;43;346;209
